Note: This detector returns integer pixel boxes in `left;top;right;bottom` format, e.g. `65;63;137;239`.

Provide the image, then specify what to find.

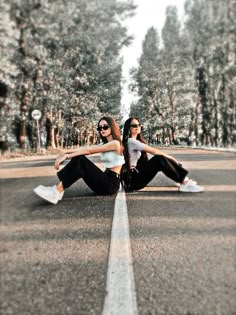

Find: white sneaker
36;185;64;200
175;179;197;187
179;180;204;193
34;185;64;204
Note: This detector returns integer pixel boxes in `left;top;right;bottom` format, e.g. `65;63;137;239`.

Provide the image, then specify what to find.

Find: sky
121;0;186;119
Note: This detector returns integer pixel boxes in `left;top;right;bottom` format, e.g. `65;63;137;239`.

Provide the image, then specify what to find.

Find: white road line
102;187;138;315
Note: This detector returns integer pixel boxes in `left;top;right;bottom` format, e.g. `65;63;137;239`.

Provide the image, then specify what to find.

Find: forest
0;0;235;153
130;0;235;147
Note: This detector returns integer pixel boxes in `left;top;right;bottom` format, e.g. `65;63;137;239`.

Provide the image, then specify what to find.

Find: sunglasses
130;123;141;128
97;125;110;131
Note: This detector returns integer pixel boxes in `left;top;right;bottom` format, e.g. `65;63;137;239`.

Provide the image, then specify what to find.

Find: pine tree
130;27;162;140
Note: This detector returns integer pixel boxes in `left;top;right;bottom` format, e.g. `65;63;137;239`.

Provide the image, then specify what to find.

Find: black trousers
57;155;120;195
122;155;188;192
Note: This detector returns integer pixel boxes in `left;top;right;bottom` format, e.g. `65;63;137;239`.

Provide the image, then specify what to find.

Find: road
0;148;235;315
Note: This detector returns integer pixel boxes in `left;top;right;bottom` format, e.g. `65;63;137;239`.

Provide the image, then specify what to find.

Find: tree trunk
194;101;200;145
49;125;56;149
170;126;177;144
19;120;27;149
55;129;60;148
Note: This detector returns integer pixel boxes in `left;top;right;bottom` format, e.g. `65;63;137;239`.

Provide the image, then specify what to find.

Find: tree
184;0;236;146
130;27;162;139
0;1;20;151
1;0;135;150
131;7;197;145
160;5;197;144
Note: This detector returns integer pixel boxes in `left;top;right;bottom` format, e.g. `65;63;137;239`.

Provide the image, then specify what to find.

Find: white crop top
100;151;125;168
128;138;145;167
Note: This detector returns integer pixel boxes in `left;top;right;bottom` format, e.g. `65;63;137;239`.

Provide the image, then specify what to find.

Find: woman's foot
34;185;64;204
179;180;204;193
175;179;197;187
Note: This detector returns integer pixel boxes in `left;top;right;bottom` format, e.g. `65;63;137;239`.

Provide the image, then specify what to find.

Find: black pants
122;155;188;192
57;155;120;195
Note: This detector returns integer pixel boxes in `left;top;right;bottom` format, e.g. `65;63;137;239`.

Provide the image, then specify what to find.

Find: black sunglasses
130;123;141;128
97;125;110;131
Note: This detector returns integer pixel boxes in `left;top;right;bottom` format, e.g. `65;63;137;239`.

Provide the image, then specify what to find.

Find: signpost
31;110;42;152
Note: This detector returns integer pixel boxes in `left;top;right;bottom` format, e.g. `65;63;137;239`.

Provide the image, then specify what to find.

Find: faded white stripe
102;187;138;315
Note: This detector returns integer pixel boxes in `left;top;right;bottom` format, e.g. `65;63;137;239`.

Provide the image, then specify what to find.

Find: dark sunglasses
97;125;110;131
130;123;141;128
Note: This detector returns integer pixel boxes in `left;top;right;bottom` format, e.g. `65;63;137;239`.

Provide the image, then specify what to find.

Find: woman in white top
34;116;124;204
122;117;204;193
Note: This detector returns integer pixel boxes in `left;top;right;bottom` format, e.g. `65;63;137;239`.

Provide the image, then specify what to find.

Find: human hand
54;154;67;170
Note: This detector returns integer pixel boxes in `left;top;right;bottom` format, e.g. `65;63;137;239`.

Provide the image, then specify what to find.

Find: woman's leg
57;155;120;195
129;155;188;191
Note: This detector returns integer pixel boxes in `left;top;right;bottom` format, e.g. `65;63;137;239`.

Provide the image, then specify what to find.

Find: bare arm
54;140;121;170
142;144;179;164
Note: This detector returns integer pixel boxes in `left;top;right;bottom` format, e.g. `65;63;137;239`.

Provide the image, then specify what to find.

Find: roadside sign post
31;109;42;153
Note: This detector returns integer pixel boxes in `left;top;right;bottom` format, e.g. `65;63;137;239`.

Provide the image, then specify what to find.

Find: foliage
0;0;135;150
130;0;236;147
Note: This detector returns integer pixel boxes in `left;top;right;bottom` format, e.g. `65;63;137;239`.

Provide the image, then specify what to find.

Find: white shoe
34;185;64;204
175;179;197;187
179;180;204;193
37;185;64;200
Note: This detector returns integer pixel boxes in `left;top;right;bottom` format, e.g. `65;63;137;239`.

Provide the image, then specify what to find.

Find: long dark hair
122;117;148;170
97;116;123;153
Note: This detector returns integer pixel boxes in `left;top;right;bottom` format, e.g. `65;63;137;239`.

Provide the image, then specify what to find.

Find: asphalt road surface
0;148;235;315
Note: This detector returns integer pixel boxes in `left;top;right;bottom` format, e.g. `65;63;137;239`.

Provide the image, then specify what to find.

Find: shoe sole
33;188;58;204
179;187;204;193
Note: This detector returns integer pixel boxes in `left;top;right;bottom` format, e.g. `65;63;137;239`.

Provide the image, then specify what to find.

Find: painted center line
102;187;138;315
